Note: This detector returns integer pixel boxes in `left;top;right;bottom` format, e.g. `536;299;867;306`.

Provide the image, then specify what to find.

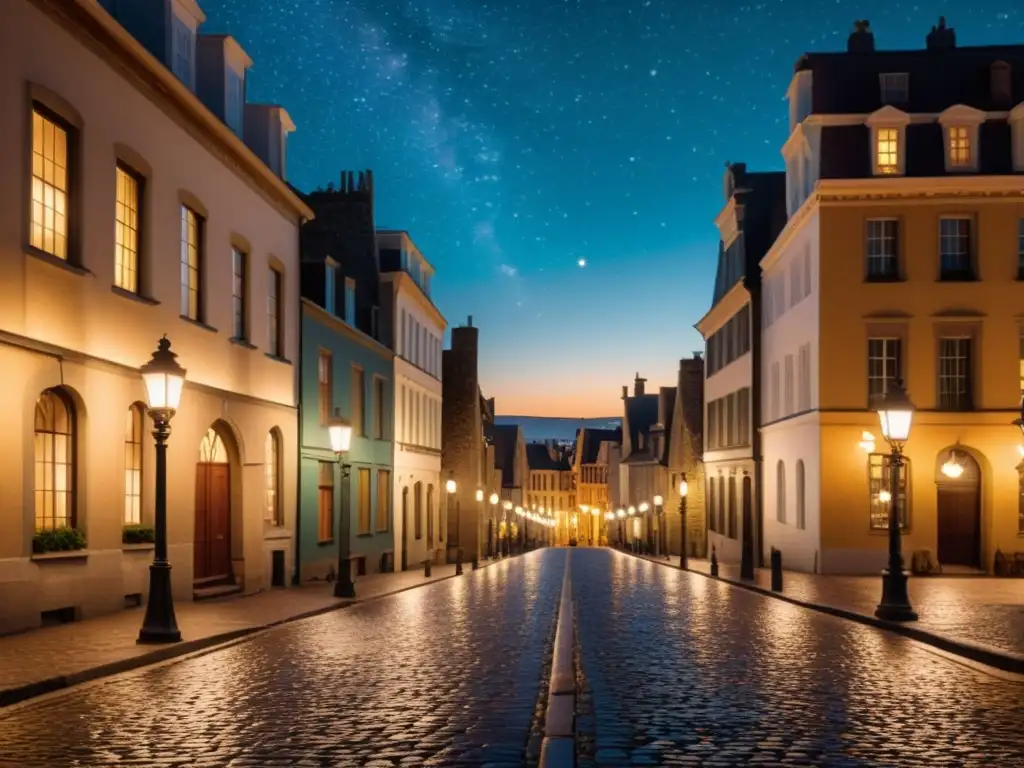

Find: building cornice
816;175;1024;204
50;0;313;222
713;198;739;247
802;110;1011;129
302;298;394;360
694;281;750;338
759;193;818;273
380;272;447;330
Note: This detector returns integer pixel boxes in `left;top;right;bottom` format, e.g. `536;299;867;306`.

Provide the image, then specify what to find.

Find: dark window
869;453;908;531
727;476;737;539
939;218;973;280
879;72;909;104
865;219;899;280
232;248;247;340
867;338;901;401
938;338;972;411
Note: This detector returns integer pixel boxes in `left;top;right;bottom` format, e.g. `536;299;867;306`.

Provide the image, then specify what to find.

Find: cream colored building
0;0;310;634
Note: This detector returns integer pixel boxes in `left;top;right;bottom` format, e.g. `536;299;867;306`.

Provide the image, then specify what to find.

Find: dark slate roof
711;168;787;305
578;428;621;465
526;444;570;472
485;424;518;487
624;394;659;455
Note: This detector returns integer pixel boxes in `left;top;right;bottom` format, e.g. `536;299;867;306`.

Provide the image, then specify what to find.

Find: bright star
577;258;587;268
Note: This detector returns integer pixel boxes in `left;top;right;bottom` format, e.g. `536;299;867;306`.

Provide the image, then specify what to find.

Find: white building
0;0;310;634
377;231;447;569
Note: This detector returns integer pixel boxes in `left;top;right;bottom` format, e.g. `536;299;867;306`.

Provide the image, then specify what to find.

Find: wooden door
937;487;980;567
194;464;231;581
401;490;408;571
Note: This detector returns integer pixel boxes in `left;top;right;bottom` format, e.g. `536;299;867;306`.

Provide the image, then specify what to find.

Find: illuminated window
180;206;202;320
30;108;69;260
948;126;971;167
318;351;332;425
268;267;283;356
358;467;371;534
34;389;75;531
876;128;900;174
869;454;908;530
775;461;786;524
377;469;390;532
232;249;247;340
318;461;333;542
265;431;282;525
114;165;141;292
124;404;144;525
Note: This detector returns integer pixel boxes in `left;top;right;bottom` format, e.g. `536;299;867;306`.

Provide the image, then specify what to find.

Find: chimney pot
467;315;473;327
847;19;875;53
621;385;628;400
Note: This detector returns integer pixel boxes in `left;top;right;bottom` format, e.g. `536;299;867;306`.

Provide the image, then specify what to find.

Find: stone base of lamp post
333;559;356;598
137;562;181;644
874;568;918;622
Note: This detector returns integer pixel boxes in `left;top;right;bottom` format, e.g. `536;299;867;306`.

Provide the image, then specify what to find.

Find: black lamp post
447;476;461;574
328;411;356;598
873;379;918;622
137;335;186;645
678;477;688;570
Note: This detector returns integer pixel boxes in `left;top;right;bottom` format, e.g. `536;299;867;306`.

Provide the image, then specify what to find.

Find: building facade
573;428;619;544
666;356;708;558
762;19;1024;574
0;0;308;634
525;443;575;545
377;231;446;570
617;375;664;550
697;164;786;567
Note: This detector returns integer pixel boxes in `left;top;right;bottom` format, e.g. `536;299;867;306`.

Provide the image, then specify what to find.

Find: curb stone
540;550;576;768
0;554;519;709
621;549;1024;676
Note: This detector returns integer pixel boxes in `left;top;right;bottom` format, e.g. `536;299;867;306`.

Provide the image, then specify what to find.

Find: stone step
192;583;243;601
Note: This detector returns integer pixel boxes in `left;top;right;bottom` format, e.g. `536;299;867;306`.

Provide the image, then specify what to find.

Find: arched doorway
195;427;232;583
935;447;981;568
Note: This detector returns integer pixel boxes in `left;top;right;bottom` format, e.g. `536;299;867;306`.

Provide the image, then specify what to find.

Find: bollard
710;545;719;577
424;559;432;578
771;547;783;592
455;548;464;576
472;555;479;571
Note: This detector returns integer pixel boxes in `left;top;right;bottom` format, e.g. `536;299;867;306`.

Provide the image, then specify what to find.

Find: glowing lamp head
878;489;892;503
489;493;499;505
638;502;649;513
678;480;688;498
627;506;636;516
616;508;625;518
941;451;965;479
653;495;663;507
475;489;484;502
327;412;353;454
875;380;914;445
445;478;457;494
515;506;523;516
141;335;187;417
503;500;513;511
591;507;600;516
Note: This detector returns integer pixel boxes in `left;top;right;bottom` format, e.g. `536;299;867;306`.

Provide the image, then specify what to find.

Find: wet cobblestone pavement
0;551;564;768
574;550;1024;768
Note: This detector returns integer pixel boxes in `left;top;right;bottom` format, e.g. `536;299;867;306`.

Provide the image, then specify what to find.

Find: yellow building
761;22;1024;574
572;427;619;545
526;443;575;545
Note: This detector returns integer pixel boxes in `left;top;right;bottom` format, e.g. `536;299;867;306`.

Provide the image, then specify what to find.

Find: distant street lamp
873;380;918;622
447;476;461;575
328;411;355;598
503;500;513;555
653;494;666;558
137;336;186;644
678;478;688;570
488;492;499;558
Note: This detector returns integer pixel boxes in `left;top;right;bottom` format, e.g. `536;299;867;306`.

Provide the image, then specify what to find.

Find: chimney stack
621;385;629;400
926;16;956;51
634;373;647;397
846;20;875;53
467;315;474;327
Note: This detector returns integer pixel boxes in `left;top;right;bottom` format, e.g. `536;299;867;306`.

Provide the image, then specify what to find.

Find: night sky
201;1;1022;417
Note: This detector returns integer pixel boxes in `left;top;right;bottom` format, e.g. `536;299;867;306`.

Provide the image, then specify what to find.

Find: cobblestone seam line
540;549;576;768
621;550;1024;676
0;559;511;709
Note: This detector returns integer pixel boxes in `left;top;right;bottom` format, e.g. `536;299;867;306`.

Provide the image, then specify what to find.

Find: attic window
879;73;909;105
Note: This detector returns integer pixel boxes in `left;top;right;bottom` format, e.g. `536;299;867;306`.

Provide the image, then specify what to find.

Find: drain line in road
539;550;577;768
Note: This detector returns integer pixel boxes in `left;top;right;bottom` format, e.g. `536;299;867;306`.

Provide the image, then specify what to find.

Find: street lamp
446;475;461;575
873;379;918;622
503;500;513;555
328;411;355;598
488;492;499;558
678;478;688;570
137;335;186;644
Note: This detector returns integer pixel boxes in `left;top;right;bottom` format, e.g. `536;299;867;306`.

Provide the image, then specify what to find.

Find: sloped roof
526;443;570;472
485;423;519;487
624;394;659;455
578;428;621;465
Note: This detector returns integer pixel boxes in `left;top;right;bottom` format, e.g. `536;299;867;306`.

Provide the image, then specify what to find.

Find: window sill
356;532;375;538
230;337;258;350
864;276;904;283
264;527;292;541
122;543;155;552
31;549;89;561
317;539;334;546
265;353;292;365
936;276;978;283
111;285;159;305
25;245;92;277
180;316;218;333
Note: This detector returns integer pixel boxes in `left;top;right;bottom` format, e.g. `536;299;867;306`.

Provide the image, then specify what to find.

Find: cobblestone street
0;551;565;768
574;550;1024;768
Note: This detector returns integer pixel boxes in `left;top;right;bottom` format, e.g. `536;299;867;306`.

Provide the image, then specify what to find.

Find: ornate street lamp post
328;412;355;598
137;336;186;644
874;380;918;622
678;477;688;570
447;476;461;574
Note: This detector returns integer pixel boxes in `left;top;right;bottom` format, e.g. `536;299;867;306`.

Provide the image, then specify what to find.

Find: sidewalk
0;558;503;707
623;550;1024;674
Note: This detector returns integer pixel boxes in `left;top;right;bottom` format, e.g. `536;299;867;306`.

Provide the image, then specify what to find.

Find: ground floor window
868;453;909;530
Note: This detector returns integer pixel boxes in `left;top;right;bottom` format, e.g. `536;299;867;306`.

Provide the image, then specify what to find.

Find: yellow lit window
180;206;201;320
265;431;281;525
124;404;143;524
876;128;899;174
115;165;141;292
30;109;69;259
949;126;971;166
34;389;74;531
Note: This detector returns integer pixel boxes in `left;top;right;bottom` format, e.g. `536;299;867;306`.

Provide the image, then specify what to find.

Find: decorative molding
694;281;750;338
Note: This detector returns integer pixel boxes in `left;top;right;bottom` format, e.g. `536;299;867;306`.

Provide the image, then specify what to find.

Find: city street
0;548;1022;767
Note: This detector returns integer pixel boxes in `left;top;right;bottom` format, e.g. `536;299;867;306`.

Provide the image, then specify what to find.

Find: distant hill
494;416;621;443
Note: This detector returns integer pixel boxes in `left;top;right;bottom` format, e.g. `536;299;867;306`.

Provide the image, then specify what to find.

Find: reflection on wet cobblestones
574;550;1024;768
0;551;564;768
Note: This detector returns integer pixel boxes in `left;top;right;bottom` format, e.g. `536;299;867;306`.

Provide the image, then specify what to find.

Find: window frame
357;467;372;535
878;72;909;105
376;469;391;532
231;247;248;342
265;431;283;527
866;107;910;177
373;375;386;440
124;403;145;526
868;453;909;531
865;218;900;281
351;365;365;436
938;105;985;174
938;216;975;281
937;336;973;412
179;205;204;322
867;336;902;403
317;460;334;543
34;388;77;532
317;350;332;426
344;277;356;326
775;460;786;524
28;103;75;264
267;266;283;357
114;162;144;294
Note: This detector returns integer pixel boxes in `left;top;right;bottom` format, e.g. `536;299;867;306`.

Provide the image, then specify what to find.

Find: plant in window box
122;524;156;545
33;526;87;554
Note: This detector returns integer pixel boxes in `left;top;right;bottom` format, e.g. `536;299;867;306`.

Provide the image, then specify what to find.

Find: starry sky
200;1;1022;418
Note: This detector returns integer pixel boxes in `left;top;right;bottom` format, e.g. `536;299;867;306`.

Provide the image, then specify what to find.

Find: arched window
265;430;282;526
795;460;806;530
34;389;75;531
776;460;786;523
124;403;145;524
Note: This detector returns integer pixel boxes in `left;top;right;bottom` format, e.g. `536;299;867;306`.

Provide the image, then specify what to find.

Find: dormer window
866;107;911;177
938;105;985;173
879;73;909;105
171;16;195;87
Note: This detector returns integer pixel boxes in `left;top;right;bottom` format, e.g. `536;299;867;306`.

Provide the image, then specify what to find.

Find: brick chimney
633;373;647;397
847;20;875;53
926;16;956;51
